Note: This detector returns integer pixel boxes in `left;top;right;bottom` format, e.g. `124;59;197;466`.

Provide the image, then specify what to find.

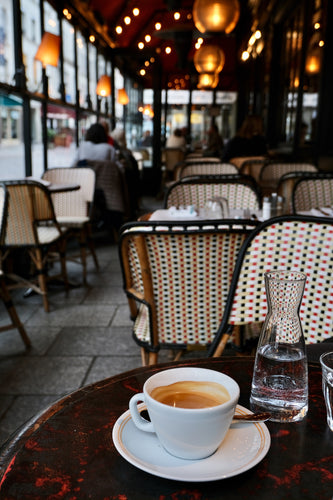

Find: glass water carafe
250;271;308;422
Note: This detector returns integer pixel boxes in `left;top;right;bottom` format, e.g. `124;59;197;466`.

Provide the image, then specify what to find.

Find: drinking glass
320;352;333;431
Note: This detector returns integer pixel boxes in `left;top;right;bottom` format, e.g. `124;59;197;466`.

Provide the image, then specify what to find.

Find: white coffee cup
129;367;240;460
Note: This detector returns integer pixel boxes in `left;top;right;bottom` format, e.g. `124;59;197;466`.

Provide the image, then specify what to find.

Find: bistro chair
178;162;239;180
164;177;261;210
162;147;186;179
0;180;69;313
292;173;333;213
119;220;258;365
259;162;318;193
238;157;267;182
42;167;99;284
208;215;333;357
0;183;30;347
185;156;220;163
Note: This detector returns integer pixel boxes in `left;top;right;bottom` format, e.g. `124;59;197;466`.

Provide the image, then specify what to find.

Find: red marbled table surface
0;357;332;499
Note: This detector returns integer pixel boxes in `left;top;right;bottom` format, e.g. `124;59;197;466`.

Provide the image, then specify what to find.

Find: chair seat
57;215;90;226
36;226;63;244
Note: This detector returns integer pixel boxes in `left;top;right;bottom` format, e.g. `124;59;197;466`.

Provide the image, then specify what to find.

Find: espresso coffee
150;380;230;409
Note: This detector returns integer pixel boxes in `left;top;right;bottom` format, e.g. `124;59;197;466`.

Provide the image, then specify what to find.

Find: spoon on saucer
233;412;271;423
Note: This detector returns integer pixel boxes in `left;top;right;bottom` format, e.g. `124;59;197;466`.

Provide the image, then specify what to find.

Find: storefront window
0;3;14;85
21;0;41;92
0;93;24;180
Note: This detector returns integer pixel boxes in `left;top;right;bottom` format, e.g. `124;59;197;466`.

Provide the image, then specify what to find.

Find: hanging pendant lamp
193;0;240;34
194;45;225;74
197;72;219;89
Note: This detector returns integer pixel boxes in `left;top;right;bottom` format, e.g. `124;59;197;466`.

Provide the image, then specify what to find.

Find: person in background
222;115;267;161
140;130;153;147
204;123;224;157
100;120;115;146
71;122;117;166
110;127;141;218
166;128;186;151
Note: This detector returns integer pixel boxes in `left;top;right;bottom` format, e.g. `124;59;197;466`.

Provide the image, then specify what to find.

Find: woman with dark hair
71;123;116;165
222;115;267;161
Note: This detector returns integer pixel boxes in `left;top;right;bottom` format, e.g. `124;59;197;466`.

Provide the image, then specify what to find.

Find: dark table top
0;357;332;499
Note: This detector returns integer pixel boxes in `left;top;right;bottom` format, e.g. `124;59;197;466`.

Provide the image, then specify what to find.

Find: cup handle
129;393;155;433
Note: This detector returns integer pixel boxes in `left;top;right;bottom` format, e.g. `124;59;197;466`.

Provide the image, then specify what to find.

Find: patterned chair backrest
164;178;261;210
3;181;60;246
179;162;238;179
43;167;96;217
119;220;258;352
209;215;333;356
260;162;318;187
292;175;333;213
163;148;185;172
185;156;220;163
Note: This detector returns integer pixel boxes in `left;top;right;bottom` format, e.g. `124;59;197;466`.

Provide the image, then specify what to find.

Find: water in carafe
250;271;308;422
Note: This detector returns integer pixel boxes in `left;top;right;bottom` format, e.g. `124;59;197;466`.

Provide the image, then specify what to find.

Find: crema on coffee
150;381;230;409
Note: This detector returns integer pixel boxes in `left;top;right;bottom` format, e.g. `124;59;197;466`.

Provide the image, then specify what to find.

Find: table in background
0;357;332;499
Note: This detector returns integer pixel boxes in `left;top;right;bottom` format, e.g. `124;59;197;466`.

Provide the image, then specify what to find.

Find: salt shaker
262;197;271;219
250;270;308;422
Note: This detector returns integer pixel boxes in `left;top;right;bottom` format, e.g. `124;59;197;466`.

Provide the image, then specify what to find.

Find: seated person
71;122;117;166
166;128;186;151
222;115;267;161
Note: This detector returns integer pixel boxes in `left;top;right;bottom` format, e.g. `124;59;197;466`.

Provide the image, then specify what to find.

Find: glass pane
115;67;124;124
62;19;75;104
21;0;41;92
47;104;76;168
89;43;97;109
0;93;24;180
76;30;88;108
0;3;14;85
43;3;60;99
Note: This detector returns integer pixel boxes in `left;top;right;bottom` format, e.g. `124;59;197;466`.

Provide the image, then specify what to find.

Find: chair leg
141;347;148;366
212;333;230;357
34;249;50;313
0;277;31;347
85;224;99;270
79;230;88;284
148;351;158;365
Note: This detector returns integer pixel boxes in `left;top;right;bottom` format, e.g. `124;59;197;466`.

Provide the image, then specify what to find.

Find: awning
47;104;76;119
0;94;22;106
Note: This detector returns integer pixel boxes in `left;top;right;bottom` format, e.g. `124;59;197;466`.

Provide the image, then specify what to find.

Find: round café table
0;357;332;499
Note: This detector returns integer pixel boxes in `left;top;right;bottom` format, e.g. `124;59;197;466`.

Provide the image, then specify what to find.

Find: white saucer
112;404;271;482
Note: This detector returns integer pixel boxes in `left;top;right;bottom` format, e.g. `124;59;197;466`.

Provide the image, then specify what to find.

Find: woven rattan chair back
164;178;261;210
43;167;99;284
179;162;238;179
43;167;95;217
238;158;267;182
185;156;220;163
119;220;258;365
209;215;333;357
1;180;68;312
292;174;333;213
0;183;30;347
259;162;318;192
3;181;61;246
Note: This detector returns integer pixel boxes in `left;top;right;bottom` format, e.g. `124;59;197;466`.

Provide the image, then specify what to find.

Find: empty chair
276;171;326;214
42;167;99;284
119;220;258;365
208;215;333;357
0;180;68;312
259;162;318;193
238;157;267;182
162;148;186;180
164;177;261;211
292;173;333;213
0;183;30;347
179;162;239;179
